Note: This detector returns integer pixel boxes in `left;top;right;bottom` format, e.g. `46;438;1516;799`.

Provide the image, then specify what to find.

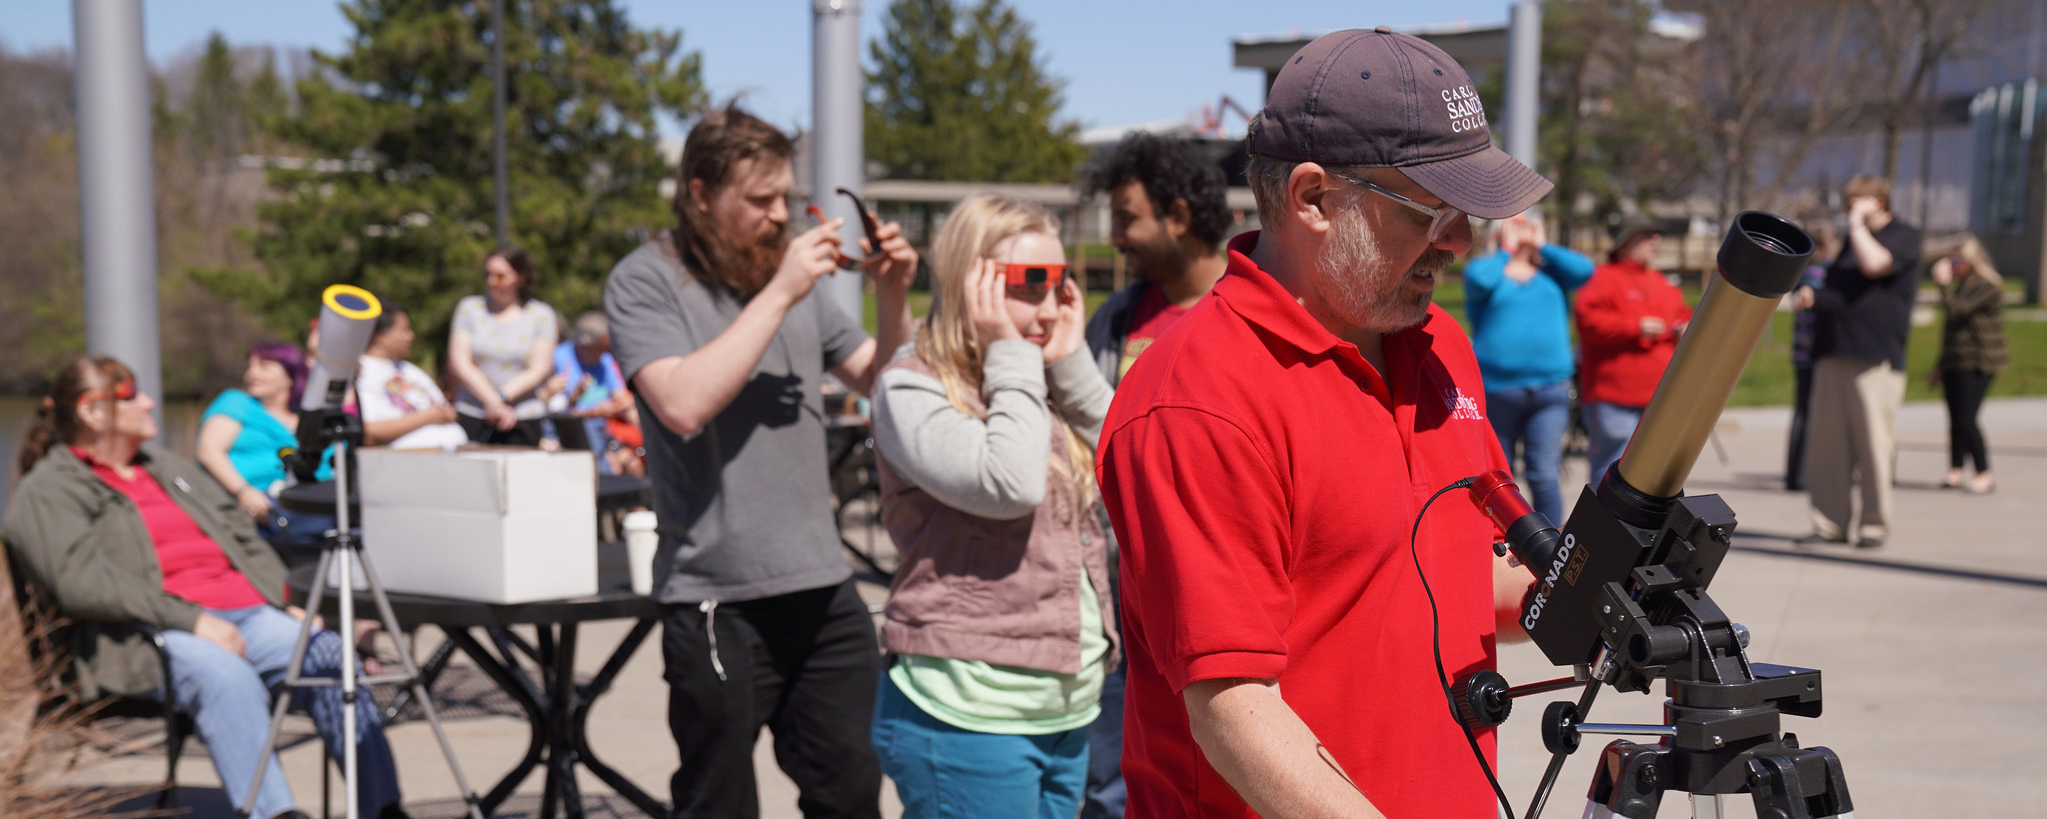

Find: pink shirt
75;447;268;610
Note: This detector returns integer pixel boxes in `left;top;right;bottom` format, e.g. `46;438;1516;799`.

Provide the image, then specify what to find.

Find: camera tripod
1452;213;1853;819
239;412;485;819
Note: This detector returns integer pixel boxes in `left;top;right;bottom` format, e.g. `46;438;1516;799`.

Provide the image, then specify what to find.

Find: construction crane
1193;94;1255;139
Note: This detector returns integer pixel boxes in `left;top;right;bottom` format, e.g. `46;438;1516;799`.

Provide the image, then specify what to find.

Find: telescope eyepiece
1743;230;1795;255
1715;212;1815;298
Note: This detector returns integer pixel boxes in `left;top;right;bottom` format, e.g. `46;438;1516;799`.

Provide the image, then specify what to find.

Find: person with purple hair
197;341;336;564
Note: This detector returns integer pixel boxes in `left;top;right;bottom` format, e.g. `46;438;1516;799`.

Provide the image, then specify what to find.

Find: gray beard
1314;200;1447;334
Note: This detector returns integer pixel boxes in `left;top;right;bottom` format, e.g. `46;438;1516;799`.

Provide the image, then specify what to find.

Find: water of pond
0;396;206;517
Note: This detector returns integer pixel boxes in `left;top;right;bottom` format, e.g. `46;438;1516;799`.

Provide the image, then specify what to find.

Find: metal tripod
239;435;485;819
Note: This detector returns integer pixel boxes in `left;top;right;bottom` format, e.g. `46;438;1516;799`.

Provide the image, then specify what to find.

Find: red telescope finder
1467;469;1562;571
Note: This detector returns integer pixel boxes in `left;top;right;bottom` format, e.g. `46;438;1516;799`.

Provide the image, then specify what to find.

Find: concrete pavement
74;397;2047;817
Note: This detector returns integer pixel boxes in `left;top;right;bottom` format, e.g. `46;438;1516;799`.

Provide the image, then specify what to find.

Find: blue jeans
1485;381;1572;527
158;605;399;819
256;508;337;569
1584;402;1645;491
872;672;1088;819
1080;662;1126;818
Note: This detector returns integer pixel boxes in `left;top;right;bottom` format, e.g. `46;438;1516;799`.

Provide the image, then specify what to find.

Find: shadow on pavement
1731;531;2047;590
405;792;658;819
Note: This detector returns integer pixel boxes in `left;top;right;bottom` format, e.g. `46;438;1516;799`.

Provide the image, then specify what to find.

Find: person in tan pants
1804;356;1907;543
1794;176;1923;548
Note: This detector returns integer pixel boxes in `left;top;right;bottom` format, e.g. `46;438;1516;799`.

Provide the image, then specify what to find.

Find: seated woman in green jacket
2;356;406;819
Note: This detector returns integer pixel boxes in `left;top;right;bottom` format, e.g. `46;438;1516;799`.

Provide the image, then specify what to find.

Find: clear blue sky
0;0;1517;136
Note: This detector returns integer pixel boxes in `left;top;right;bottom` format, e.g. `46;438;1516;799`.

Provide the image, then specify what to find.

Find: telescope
250;284;487;819
1453;213;1853;819
284;285;380;481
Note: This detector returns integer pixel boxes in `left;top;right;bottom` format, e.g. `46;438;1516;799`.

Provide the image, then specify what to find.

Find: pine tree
865;0;1085;183
198;0;703;363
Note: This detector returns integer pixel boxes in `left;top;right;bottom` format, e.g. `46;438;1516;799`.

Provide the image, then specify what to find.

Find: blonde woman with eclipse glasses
867;194;1120;818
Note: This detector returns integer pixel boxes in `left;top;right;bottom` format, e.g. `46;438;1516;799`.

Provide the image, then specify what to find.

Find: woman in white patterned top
446;245;559;445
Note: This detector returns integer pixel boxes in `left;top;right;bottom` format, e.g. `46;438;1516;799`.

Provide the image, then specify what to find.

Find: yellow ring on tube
322;284;382;320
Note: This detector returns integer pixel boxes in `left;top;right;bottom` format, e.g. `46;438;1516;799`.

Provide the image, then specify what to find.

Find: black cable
1410;476;1516;819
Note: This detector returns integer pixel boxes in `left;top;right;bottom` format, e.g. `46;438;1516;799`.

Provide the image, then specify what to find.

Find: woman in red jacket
1574;220;1692;486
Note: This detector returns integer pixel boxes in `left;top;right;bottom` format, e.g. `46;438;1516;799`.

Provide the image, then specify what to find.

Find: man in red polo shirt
1096;29;1546;818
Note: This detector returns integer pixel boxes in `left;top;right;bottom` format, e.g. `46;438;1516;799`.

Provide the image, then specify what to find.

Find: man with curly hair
1073;132;1234;818
1081;133;1236;388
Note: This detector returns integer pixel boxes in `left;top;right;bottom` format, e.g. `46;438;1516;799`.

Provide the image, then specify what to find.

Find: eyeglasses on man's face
1325;168;1467;243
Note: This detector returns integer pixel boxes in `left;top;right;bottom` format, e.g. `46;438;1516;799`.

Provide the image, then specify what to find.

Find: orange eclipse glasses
78;380;138;405
999;263;1065;289
806;187;887;270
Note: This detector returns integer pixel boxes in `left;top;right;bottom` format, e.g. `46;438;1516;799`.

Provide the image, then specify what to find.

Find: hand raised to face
861;218;919;295
1040;276;1086;365
966;259;1024;345
766;217;845;305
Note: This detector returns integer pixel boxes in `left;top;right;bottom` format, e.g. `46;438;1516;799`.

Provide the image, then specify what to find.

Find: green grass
865;278;2047;408
1731;311;2047;407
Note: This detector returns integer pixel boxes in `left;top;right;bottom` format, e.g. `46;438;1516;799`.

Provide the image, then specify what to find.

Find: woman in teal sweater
1461;213;1595;527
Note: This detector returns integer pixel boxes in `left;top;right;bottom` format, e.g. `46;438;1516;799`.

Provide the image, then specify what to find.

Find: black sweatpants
456;413;545;447
662;578;882;819
1786;365;1815;490
1943;368;1995;472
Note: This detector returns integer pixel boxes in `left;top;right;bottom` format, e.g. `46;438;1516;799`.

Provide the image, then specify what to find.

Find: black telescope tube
1605;213;1812;516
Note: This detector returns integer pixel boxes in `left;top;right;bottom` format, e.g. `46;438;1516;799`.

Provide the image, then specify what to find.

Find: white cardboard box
357;447;598;603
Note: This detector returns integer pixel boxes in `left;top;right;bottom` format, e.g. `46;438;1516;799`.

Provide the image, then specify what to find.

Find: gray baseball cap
1248;27;1552;220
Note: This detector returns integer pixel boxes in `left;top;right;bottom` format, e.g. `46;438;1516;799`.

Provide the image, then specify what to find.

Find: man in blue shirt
553;311;633;471
1461;212;1594;527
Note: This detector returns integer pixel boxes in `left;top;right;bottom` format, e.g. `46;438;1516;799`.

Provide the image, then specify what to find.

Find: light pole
74;0;163;422
492;0;510;246
812;0;865;324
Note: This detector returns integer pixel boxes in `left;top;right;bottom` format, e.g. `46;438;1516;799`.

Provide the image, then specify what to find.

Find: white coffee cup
623;511;659;596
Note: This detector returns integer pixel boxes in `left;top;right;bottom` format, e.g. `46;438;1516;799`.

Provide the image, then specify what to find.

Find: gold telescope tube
1614;212;1814;499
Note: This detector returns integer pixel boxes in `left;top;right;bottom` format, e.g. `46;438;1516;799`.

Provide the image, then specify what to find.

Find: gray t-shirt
451;295;559;420
604;238;870;603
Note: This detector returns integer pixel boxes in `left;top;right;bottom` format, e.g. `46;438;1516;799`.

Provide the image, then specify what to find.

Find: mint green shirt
889;567;1110;735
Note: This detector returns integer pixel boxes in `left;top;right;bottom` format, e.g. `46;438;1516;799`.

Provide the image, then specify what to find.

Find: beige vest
875;354;1118;675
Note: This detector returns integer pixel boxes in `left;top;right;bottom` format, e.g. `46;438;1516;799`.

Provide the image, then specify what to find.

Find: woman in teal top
196;341;334;564
1462;213;1595;528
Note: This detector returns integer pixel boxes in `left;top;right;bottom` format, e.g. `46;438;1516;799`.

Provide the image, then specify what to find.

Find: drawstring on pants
699;600;727;681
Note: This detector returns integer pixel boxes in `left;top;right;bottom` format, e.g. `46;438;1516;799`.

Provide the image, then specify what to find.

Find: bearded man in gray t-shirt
604;104;915;819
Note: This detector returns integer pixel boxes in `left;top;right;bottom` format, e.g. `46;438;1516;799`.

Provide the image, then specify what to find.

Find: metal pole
1505;0;1543;171
334;450;361;819
73;0;163;423
812;0;865;324
1919;59;1939;231
492;0;510;245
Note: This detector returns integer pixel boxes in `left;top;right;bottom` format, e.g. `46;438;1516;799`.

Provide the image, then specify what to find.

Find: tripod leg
354;547;488;819
383;640;456;723
239;543;335;816
338;543;359;819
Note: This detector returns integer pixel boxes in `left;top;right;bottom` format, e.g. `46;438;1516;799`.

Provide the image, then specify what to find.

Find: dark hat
1248;27;1552;220
1609;216;1665;261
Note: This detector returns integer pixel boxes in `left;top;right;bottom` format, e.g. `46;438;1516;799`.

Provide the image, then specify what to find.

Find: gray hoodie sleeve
871;339;1051;520
1044;347;1115;449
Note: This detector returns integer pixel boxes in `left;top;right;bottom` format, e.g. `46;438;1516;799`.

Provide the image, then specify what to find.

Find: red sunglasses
1000;263;1065;288
78;380;137;405
806;188;887;270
